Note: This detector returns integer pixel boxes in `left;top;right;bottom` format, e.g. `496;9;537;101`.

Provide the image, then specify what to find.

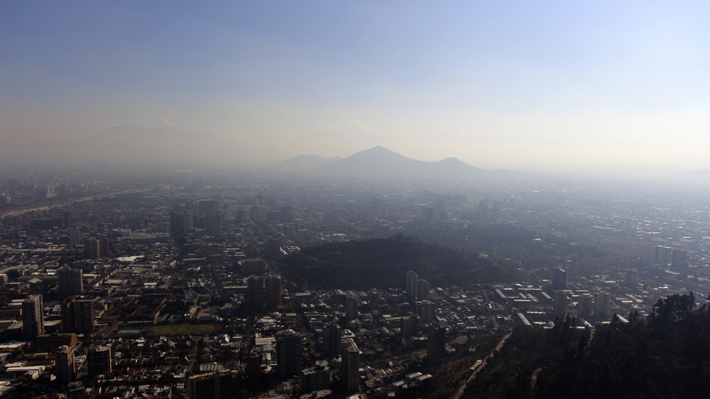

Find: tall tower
188;370;232;399
57;266;83;296
22;294;44;339
345;297;359;321
401;315;420;337
322;323;342;358
264;275;282;308
276;329;302;378
427;323;446;361
417;279;430;301
206;213;221;234
302;363;331;394
247;275;265;309
98;237;109;258
594;293;611;321
554;290;568;317
198;200;220;215
84;239;100;259
416;300;434;323
250;206;260;223
552;268;568;290
578;293;593;320
61;297;95;333
406;271;418;300
170;211;184;234
88;345;112;376
56;345;75;384
342;338;360;393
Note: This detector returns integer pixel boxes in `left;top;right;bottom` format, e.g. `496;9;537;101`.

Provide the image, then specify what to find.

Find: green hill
276;235;520;290
427;292;710;399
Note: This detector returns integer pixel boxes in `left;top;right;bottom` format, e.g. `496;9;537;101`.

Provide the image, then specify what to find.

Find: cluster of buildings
0;171;707;398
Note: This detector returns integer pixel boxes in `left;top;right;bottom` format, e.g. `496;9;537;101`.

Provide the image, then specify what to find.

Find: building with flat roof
22;294;44;340
57;266;83;296
187;370;232;399
276;329;301;378
88;345;112;376
56;345;75;384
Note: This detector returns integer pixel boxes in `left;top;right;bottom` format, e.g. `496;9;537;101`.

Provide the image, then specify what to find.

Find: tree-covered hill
449;292;710;399
276;234;521;290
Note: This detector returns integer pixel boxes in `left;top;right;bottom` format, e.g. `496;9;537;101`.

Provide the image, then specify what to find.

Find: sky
2;1;710;176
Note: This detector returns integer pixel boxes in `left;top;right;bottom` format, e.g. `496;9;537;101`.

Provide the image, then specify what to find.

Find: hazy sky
2;1;709;176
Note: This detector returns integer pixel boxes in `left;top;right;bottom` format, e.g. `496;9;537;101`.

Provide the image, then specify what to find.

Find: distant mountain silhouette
271;154;342;172
314;146;519;179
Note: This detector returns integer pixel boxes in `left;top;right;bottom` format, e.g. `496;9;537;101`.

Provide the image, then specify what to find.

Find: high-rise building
302;362;331;393
56;345;75;384
206;213;221;234
264;275;283;308
594;293;611;320
88;345;112;376
342;338;360;393
68;229;80;245
98;237;109;258
401;315;420;337
22;294;44;339
624;270;639;287
416;300;434;323
266;237;281;256
427;323;446;361
552;268;568;290
247;276;265;310
62;297;95;334
554;290;568;317
170;211;184;235
655;246;673;265
181;211;193;233
84;239;100;259
187;370;232;399
247;274;282;309
578;293;593;320
198;200;220;215
62;210;74;229
250;206;260;223
235;210;250;223
345;297;359;321
672;249;688;268
406;271;418;300
241;259;267;276
276;329;301;378
279;206;294;223
417;279;430;301
57;266;83;296
322;323;342;358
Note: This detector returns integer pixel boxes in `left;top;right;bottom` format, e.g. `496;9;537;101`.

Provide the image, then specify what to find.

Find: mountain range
271;146;521;179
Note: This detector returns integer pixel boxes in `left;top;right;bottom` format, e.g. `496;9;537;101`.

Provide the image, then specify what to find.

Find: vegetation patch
277;235;521;290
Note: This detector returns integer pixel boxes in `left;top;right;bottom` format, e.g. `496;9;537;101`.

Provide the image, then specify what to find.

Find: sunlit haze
2;1;709;177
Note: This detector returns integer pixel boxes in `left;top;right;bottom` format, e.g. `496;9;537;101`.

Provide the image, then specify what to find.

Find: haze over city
5;3;710;398
2;1;710;177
